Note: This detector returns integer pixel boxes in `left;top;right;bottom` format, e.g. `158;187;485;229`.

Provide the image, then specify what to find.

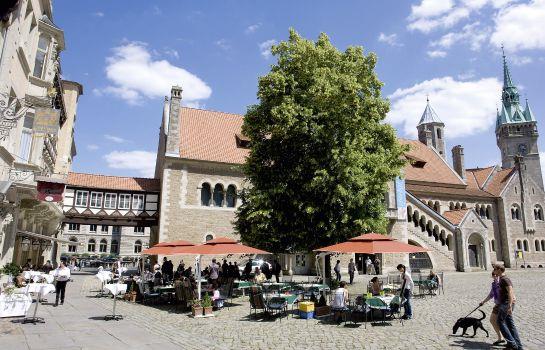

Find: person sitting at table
253;267;266;284
331;281;349;322
22;259;33;271
41;260;53;274
427;270;440;294
370;277;382;296
15;273;27;287
153;268;163;287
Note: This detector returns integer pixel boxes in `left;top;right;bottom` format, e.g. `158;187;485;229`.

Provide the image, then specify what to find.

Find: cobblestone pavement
2;269;544;349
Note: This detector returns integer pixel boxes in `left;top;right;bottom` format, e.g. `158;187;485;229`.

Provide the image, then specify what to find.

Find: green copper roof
418;98;443;126
524;99;536;122
501;49;520;107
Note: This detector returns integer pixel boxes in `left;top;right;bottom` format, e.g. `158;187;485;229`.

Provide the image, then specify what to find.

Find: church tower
417;97;446;158
495;51;543;189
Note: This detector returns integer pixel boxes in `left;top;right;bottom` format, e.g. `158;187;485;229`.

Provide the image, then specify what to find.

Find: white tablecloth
96;271;113;283
103;283;127;296
0;293;32;318
23;271;43;280
25;283;56;296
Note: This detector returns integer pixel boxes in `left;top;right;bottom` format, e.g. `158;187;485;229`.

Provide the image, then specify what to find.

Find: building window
118;194;131;209
134;240;142;254
68;223;80;231
99;239;107;253
523;240;529;252
542;240;545;252
436;128;441;139
89;224;97;233
226;185;237;207
88;239;96;252
535;240;541;252
110;240;118;254
516;240;522;250
18;114;34;163
511;205;521;220
75;191;89;207
90;192;103;208
205;234;214;242
201;183;211;206
101;225;108;233
33;34;50;78
213;184;224;207
534;205;544;221
134;226;145;233
104;193;117;209
112;226;121;234
491;239;495;252
132;194;145;210
68;237;77;253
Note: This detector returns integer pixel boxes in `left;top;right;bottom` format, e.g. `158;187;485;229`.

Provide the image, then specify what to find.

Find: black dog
452;310;489;337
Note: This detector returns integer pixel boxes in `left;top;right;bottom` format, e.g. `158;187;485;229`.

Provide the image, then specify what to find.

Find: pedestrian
272;259;281;283
42;260;53;274
334;260;341;282
373;256;381;275
243;259;252;280
209;259;219;288
177;261;185;274
221;259;229;284
479;271;505;346
365;256;373;275
494;264;523;350
53;260;71;306
261;260;272;281
348;258;356;284
397;263;414;320
233;262;241;280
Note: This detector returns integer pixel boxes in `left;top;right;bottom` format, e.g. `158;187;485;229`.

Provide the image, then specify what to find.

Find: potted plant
1;263;21;285
191;299;203;317
202;293;213;316
129;281;137;302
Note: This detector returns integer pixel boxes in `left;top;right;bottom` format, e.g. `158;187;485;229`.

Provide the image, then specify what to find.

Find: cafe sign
33;107;60;134
37;180;65;202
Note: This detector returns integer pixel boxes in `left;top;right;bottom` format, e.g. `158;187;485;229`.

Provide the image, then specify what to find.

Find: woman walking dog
479;271;504;346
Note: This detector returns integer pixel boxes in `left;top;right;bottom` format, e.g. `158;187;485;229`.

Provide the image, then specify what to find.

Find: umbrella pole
196;255;202;300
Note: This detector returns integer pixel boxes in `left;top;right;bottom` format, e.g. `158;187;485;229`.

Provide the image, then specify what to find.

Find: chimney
165;86;183;155
452;145;466;179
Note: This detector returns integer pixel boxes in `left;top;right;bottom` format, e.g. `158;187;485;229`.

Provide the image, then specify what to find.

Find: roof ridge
68;172;157;181
181;106;243;117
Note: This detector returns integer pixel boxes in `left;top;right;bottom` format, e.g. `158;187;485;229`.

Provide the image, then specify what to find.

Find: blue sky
53;0;545;178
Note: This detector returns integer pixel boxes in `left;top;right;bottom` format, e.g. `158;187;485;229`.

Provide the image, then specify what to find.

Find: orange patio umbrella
314;233;429;254
141;239;195;255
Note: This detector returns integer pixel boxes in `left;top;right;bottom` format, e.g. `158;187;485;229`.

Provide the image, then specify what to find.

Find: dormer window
235;133;250;148
405;154;426;168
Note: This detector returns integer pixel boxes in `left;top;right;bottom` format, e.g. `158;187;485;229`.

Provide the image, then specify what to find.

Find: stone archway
467;233;486;269
408;240;433;272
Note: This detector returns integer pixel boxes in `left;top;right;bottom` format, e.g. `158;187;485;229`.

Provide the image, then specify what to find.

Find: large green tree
235;30;406;253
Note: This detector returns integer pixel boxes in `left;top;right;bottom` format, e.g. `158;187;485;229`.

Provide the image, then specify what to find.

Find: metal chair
365;297;392;324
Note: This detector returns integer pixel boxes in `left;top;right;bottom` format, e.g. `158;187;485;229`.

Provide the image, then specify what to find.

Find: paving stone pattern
2;270;545;349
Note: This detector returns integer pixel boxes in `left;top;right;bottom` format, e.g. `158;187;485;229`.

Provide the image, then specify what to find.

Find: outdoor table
261;282;289;293
23;271;43;280
23;283;56;324
233;280;253;296
0;293;32;318
103;283;127;321
263;293;299;317
377;294;395;305
95;271;113;297
298;283;330;299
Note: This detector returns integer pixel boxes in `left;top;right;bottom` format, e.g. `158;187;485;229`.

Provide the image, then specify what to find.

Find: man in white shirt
397;263;414;319
53;260;71;306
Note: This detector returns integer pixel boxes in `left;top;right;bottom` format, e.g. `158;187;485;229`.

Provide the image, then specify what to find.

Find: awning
17;230;74;244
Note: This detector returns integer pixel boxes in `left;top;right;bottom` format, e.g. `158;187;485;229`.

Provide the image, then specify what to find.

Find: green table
233;280;253;296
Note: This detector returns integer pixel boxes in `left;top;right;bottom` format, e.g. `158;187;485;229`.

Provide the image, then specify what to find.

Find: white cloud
511;55;533;66
100;42;211;105
490;0;545;52
87;144;99;151
245;23;261;34
427;50;447;58
408;6;469;33
409;0;454;19
431;22;490;51
378;33;404;47
163;48;179;59
457;70;475;80
93;12;104;17
104;134;128;143
259;39;277;59
386;76;502;138
215;39;231;51
103;151;156;177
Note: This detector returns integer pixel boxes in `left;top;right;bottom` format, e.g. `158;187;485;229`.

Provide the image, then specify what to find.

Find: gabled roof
67;172;160;192
466;166;495;189
483;168;516;196
401;139;465;187
443;209;470;226
178;107;248;164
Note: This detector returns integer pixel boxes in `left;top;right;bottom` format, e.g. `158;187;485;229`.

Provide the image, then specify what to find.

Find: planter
129;291;137;302
314;305;331;318
192;306;203;317
203;306;213;316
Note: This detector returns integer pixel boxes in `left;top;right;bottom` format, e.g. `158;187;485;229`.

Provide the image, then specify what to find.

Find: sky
52;0;545;178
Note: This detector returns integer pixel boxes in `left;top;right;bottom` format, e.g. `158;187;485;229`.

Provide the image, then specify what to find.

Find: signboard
33;107;60;134
395;177;406;208
37;181;65;202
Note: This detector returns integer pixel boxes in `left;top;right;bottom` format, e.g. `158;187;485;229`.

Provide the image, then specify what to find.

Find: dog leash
463;305;481;319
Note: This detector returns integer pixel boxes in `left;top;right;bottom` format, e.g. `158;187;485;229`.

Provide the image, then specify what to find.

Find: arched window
226;185;237;207
535;240;541;252
449;202;455;210
205;234;214;242
455;202;461;210
461;203;467;209
479;206;486;218
200;183;211;206
213;184;224;207
446;234;453;251
534;205;544;221
511;205;521;220
542;240;545;251
134;240;142;254
485;206;491;220
491;239;495;252
88;239;96;252
99;239;107;253
437;128;442;139
523;240;529;252
68;237;77;253
434;201;440;213
110;240;119;254
516;240;522;250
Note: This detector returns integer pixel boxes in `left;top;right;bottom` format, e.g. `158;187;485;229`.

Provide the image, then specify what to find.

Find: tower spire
501;47;519;107
502;45;514;89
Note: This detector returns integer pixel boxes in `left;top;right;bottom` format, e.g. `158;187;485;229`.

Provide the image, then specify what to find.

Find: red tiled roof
67;172;160;192
443;209;470;225
406;183;494;198
178;107;248;164
400;139;465;187
484;168;516;196
466;166;495;189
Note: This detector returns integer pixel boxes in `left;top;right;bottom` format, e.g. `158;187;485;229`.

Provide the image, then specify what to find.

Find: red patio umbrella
141;239;195;255
314;233;428;254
